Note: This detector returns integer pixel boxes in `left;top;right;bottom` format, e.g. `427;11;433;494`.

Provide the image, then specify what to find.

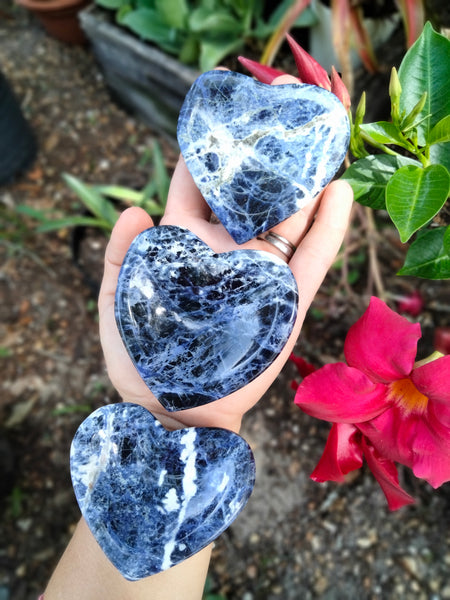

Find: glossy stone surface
115;225;298;411
177;70;350;244
71;403;255;581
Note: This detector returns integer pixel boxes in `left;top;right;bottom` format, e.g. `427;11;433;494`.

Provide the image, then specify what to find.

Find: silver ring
256;231;297;260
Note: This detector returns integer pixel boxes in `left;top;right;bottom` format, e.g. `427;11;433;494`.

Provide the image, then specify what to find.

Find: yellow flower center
388;377;428;415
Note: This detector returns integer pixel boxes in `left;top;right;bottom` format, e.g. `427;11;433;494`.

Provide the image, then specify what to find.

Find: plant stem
364;206;386;301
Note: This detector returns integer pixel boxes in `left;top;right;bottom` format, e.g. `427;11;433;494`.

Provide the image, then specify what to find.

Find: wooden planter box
79;5;199;142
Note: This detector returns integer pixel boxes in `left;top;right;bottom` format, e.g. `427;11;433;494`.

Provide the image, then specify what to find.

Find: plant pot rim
17;0;86;12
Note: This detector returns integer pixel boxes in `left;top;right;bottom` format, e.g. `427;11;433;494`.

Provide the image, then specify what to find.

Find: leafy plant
94;0;296;72
342;22;450;279
260;0;425;91
17;141;170;235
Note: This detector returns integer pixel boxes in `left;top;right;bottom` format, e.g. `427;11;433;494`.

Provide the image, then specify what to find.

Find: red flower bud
237;56;287;84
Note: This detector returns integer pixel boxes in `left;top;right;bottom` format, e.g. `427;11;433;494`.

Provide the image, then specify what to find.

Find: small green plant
17;140;170;236
342;23;450;279
94;0;296;72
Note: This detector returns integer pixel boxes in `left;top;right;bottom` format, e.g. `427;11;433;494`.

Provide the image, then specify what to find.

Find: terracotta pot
17;0;91;44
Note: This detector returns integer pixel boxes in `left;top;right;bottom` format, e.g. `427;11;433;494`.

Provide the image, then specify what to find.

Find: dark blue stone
71;403;255;581
177;70;350;244
115;226;298;411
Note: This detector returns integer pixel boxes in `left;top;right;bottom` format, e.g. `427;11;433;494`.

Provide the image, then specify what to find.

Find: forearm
44;518;212;600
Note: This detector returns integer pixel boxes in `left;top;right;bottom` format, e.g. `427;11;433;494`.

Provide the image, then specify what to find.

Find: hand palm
98;75;353;433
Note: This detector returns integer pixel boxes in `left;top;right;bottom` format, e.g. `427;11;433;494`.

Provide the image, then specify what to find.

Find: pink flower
294;297;450;510
290;352;316;391
397;290;424;317
238;34;351;111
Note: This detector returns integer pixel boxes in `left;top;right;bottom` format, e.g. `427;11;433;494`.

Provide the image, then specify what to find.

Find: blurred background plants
14;140;170;236
93;0;305;71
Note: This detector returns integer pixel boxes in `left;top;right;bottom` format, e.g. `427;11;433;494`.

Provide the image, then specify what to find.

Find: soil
1;4;449;600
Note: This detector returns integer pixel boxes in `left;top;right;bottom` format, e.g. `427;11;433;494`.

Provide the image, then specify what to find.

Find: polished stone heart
115;225;298;411
177;70;350;244
71;403;255;580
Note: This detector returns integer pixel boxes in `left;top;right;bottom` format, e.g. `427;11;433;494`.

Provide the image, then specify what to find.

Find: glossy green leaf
341;155;419;210
386;164;450;242
430;142;450;172
398;227;450;279
428;115;450;145
359;122;407;147
444;225;450;256
398;22;450;147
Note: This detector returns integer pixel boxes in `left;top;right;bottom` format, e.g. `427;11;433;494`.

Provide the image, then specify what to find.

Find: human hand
98;75;353;434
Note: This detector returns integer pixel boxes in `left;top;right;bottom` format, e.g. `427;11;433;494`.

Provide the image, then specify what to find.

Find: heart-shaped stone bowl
177;70;350;244
70;403;255;580
115;225;298;411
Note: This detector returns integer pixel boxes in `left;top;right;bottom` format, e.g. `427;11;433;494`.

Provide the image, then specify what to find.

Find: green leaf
341;154;420;210
35;216;112;233
62;174;119;227
398;227;450;279
444;225;450;256
155;0;188;28
189;8;243;35
428;115;450;145
398;22;450;147
95;0;126;9
151;140;170;207
120;9;181;54
94;185;144;203
359;121;407;147
385;164;450;242
430;142;450;172
198;37;243;72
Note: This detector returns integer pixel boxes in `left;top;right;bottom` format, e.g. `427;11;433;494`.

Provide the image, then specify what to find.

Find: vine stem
364;206;386;301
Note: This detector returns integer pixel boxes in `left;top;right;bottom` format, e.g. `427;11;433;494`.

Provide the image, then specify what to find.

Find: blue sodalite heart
115;225;298;411
177;70;350;244
71;403;255;580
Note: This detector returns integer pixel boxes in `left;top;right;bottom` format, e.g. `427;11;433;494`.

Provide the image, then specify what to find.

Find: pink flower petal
358;402;450;488
412;355;450;427
434;327;450;354
361;438;415;510
357;405;415;468
409;417;450;488
294;362;388;422
286;33;331;89
330;66;351;111
397;290;424;317
311;423;363;482
237;56;287;84
344;297;421;384
290;352;316;378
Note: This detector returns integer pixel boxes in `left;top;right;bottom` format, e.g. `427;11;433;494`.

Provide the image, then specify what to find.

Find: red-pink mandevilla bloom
293;297;450;510
238;34;351;111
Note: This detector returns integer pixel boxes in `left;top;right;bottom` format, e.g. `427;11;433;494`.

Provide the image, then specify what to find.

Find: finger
271;74;301;86
290;179;353;311
162;155;211;223
98;207;153;312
